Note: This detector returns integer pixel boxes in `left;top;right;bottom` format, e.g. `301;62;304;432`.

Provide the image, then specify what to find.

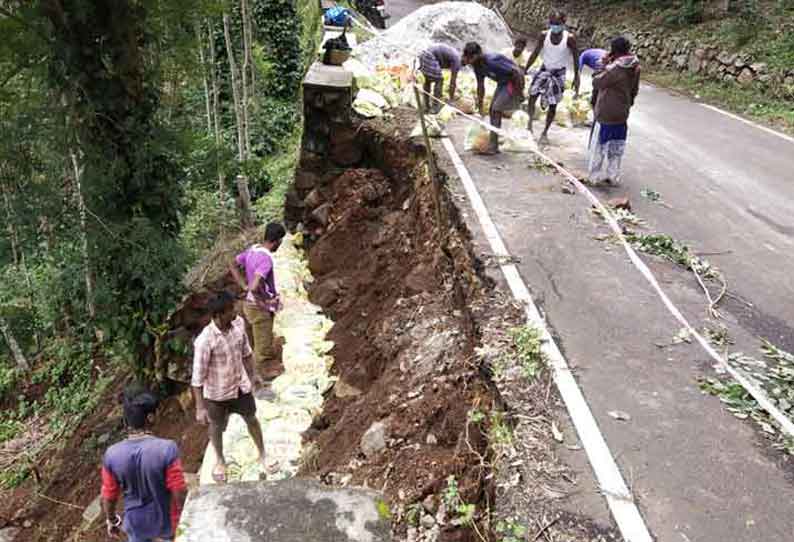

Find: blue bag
324;6;350;27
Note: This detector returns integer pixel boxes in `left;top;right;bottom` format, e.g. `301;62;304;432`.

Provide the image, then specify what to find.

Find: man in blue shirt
462;41;524;154
101;386;187;542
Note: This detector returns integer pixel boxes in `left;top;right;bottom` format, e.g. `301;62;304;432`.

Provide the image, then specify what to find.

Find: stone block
738;67;755;85
176;480;391;542
329;125;363;166
295;171;319;191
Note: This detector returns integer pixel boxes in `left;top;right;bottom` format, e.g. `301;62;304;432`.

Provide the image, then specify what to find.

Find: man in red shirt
101;386;187;541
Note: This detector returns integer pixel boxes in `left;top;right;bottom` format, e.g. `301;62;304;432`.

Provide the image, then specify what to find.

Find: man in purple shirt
229;222;286;381
417;43;460;112
462;41;524;154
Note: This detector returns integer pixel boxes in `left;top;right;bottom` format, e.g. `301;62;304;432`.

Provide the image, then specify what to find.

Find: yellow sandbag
454;96;475;114
437;105;457;124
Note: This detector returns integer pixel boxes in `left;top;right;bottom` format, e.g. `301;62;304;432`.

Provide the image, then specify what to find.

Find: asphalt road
382;0;794;540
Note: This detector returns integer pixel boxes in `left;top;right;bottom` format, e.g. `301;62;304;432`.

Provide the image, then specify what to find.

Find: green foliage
489;411;513;449
510;325;545;381
495;519;528;542
181;188;239;261
442;476;477;526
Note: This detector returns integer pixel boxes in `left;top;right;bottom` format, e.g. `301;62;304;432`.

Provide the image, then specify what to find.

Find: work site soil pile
298;117;499;541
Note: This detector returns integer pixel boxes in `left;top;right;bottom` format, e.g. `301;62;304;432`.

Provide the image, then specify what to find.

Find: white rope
350;13;794;439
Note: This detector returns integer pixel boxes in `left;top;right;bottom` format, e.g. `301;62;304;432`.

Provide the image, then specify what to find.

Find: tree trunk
222;11;245;162
0;178;20;267
207;21;224;199
240;0;252;158
0;315;29;371
244;0;256;96
236;174;254;228
196;21;213;135
223;11;254;228
70;149;97;320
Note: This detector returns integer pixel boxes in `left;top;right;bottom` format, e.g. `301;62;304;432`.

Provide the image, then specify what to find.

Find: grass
646;70;794;136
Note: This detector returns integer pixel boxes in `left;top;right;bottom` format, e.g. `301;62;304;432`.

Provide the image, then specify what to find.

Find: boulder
304;188;325;210
687;54;702;73
329;125;363;166
361;421;387;457
310;203;331;227
737;68;755;85
295;171;319;191
717;51;737;65
673;54;688;70
750;62;768;74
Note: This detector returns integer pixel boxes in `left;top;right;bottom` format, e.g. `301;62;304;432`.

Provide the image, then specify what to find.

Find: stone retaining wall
485;0;794;93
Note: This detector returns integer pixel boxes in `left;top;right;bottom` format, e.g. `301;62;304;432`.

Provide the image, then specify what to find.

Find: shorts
206;390;256;429
491;84;522;114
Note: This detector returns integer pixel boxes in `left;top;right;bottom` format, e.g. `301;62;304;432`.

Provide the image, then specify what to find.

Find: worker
588;37;640;184
417;43;460;113
192;291;277;483
525;10;580;144
101;386;187;542
579;47;608;108
502;36;531;69
229;222;286;382
462;41;524;155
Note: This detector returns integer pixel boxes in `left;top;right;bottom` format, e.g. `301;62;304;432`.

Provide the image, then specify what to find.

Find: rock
717;51;736;65
724;73;736;83
285;187;306;209
295;171;319;191
361;421;387;457
694;48;706;59
311;276;344;306
426;433;438;445
738;68;755;85
734;57;746;69
422;494;438;515
750;62;767;74
758;74;772;84
0;528;19;542
82;494;103;524
179;479;391;541
22;521;32;529
607;196;631;211
785;75;794;86
97;432;111;445
334;378;363;399
687;54;702;73
329;125;363;166
310;203;331;227
304;188;325;210
421;514;437;529
673;54;688;69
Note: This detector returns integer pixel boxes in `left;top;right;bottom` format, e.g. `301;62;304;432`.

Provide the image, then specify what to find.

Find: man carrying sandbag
462;41;524;155
417;44;460;113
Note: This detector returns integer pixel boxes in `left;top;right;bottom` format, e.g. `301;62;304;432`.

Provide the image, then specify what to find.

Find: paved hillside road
381;1;794;541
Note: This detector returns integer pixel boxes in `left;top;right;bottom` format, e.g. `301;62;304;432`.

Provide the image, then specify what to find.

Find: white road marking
441;137;655;542
700;104;794;145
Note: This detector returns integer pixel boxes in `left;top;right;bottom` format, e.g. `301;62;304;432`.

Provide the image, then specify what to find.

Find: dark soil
0;383;207;542
298;118;498;540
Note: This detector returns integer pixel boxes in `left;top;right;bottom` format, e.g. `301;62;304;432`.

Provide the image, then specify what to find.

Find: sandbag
501;128;537;153
410;116;446;138
463;119;491;153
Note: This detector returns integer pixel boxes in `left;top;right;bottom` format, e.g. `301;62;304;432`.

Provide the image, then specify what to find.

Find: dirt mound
298;120;498;540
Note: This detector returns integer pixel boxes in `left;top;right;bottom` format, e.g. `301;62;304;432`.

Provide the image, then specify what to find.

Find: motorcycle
354;0;389;30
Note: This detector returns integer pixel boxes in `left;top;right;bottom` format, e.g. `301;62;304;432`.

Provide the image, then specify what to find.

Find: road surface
382;1;794;541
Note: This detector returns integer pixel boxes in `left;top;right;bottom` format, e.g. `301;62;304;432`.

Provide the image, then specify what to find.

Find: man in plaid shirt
191;291;274;482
